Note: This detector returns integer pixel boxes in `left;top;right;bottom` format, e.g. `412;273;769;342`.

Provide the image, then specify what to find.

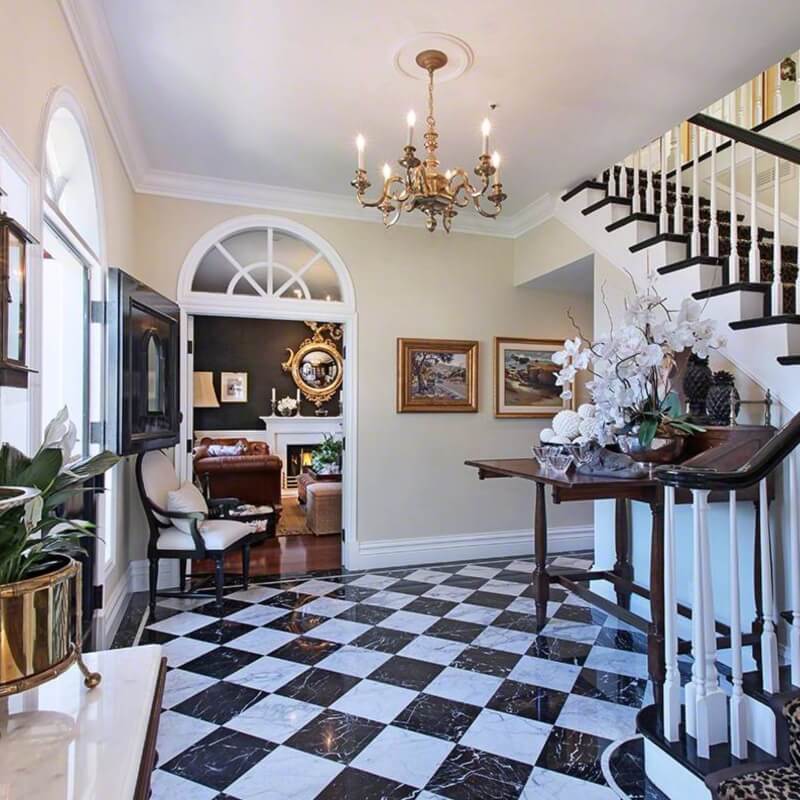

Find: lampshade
193;371;219;408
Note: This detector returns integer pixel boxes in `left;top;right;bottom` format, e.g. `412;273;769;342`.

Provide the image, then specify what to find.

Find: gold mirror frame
282;323;344;408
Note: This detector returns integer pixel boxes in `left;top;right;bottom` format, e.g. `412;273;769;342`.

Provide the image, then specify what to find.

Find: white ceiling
73;0;800;232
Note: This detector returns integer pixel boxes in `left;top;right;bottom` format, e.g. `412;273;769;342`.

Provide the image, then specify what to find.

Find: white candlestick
271;387;276;402
481;118;491;155
406;110;416;147
356;134;365;171
296;388;301;405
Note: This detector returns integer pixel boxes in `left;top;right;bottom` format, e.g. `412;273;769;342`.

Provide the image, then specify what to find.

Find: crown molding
504;194;555;237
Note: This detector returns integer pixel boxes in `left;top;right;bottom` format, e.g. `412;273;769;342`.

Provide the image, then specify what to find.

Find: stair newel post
790;450;800;688
729;490;748;758
617;161;627;199
645;140;655;215
691;125;701;257
659;134;669;234
729;141;739;285
749;144;760;283
687;489;708;751
673;126;683;235
709;131;719;257
758;478;780;693
662;486;681;742
772;156;783;315
632;149;641;213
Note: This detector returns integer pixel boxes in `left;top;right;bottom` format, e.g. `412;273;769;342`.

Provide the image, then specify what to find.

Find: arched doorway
177;215;358;569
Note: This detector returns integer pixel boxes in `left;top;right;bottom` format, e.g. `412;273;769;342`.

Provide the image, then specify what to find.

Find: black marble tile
572;667;648;708
315;767;418;800
161;726;274;791
465;591;515;610
181;646;260;679
265;612;326;634
352;627;416;653
452;646;521;678
326;585;378;602
276;667;360;706
285;709;384;765
554;604;608;626
427;744;533;800
145;604;181;624
268;636;341;666
403;596;458;617
487;679;568;724
337;603;395;625
493;570;532;584
442;575;487;590
389;580;440;596
534;725;613;785
369;655;444;691
393;693;481;742
194;598;252;618
426;618;483;644
605;735;669;800
137;628;176;646
595;625;649;654
492;610;541;634
520;584;567;602
188;620;257;645
261;591;315;609
526;635;591;665
111;592;149;649
172;681;267;725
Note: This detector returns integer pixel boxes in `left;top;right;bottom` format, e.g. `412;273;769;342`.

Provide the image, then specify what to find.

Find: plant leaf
15;448;63;490
638;417;659;448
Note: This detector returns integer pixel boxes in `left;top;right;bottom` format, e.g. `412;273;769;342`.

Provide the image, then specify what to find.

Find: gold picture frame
494;337;574;418
220;372;248;403
397;338;479;413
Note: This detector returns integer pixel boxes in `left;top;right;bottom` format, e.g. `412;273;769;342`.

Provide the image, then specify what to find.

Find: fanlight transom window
191;227;342;303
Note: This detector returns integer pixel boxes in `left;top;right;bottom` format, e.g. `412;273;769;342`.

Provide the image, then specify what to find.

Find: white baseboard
350;525;594;572
92;565;132;649
129;558;181;592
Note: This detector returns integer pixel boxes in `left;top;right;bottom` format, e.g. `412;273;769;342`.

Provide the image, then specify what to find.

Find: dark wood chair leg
214;557;225;607
533;481;550;630
178;558;187;593
149;556;159;616
242;544;251;590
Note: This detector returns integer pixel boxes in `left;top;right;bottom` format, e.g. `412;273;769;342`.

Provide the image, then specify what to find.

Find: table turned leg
648;488;666;707
614;498;633;610
533;481;549;630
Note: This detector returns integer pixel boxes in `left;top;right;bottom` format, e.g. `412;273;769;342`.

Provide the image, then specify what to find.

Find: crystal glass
531;445;550;468
547;452;574;473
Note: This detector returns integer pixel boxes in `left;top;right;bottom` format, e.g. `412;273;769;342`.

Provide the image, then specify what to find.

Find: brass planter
0;554;101;697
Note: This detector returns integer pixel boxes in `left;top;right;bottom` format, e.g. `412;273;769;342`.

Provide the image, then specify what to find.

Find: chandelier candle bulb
406;111;416;146
482;118;491;154
491;151;501;182
356;134;365;170
382;163;392;181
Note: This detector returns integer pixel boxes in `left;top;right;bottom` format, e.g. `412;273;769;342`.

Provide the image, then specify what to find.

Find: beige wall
513;217;592;287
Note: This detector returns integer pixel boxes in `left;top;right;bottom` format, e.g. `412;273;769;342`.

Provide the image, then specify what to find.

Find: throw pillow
167;482;208;534
207;443;245;457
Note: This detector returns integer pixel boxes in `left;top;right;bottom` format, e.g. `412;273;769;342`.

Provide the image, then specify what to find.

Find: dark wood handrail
656;411;800;490
689;112;800;165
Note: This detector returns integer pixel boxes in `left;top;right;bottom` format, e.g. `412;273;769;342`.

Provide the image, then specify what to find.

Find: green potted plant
0;407;119;697
311;434;343;475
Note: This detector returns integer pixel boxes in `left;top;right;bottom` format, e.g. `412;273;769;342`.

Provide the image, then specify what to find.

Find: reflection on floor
129;550;648;800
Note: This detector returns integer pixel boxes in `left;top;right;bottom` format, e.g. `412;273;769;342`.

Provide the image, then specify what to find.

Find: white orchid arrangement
277;396;298;414
553;281;725;448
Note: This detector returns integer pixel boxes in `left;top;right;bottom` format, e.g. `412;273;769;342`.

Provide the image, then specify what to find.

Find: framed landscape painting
494;337;573;418
397;338;479;413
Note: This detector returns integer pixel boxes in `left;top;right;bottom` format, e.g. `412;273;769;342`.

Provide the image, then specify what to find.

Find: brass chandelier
350;49;507;233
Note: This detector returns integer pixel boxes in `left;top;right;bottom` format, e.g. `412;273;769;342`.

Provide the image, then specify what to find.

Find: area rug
277;497;312;537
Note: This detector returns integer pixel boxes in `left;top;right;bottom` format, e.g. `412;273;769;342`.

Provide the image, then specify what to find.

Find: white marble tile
378;610;436;634
331;679;417;723
226;744;343;800
398;634;467;665
561;592;592;607
316;645;392;678
404;569;451;584
460;708;551;766
147;611;211;636
351;725;454;788
584;645;650;679
423;584;473;603
351;573;398;590
226;586;283;603
226;626;297;655
362;590;415;610
157;597;211;611
551;556;593;569
305;618;371;644
540;618;602;645
522;767;617;799
507;598;560;618
226;603;289;626
155;710;218;766
508;655;581;693
457;565;502;579
417;793;450;800
556;694;639;740
162;669;217;708
505;560;536;574
150;769;218;800
424;667;503;706
226;694;323;743
292;579;342;596
445;603;501;626
227;655;309;692
160;636;218;668
472;626;537;655
481;579;526;597
300;596;355;617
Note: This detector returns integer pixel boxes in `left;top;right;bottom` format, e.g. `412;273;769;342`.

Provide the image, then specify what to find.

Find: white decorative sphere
577;403;595;419
539;428;555;443
578;417;596;439
552;410;581;441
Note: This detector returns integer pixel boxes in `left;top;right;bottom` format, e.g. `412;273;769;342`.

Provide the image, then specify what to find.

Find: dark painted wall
193;316;340;430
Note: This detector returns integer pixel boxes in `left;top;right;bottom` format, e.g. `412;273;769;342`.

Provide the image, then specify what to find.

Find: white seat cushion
157;518;254;552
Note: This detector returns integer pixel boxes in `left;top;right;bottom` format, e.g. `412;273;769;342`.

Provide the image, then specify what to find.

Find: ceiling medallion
350;49;507;233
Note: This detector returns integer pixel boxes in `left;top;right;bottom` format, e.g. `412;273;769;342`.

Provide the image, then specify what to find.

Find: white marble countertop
0;645;162;800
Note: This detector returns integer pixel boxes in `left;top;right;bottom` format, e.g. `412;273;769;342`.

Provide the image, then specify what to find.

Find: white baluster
663;486;681;741
618;161;627;199
709;133;719;257
687;490;707;748
737;85;745;129
759;479;780;693
729;141;739;285
607;165;614;197
691;126;701;256
660;135;669;233
632;149;641;213
790;450;800;688
775;61;783;116
749;145;760;282
755;75;764;126
773;157;783;315
645;141;655;214
729;491;748;758
673;126;683;235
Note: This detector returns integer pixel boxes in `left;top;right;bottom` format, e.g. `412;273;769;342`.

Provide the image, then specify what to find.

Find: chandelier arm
472;191;504;219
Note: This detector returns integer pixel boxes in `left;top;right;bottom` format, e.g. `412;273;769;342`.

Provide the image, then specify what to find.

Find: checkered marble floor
138;554;653;800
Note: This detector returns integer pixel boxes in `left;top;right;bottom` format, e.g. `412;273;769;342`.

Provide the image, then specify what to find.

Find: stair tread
659;256;725;275
629;232;687;253
605;212;659;232
730;314;800;329
693;282;771;300
561;180;606;203
778;355;800;365
581;195;631;216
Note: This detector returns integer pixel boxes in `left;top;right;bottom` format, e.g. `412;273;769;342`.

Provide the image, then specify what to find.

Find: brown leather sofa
193;437;282;522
